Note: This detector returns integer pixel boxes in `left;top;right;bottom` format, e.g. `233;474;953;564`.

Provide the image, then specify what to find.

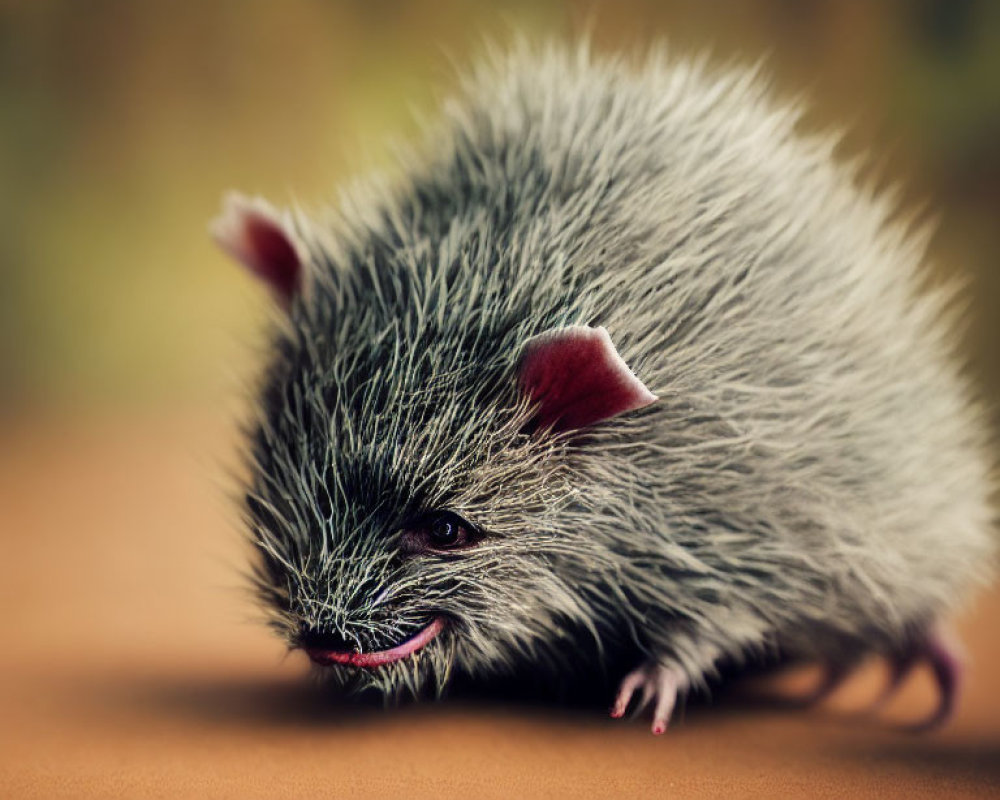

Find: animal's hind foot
610;661;689;735
798;625;964;730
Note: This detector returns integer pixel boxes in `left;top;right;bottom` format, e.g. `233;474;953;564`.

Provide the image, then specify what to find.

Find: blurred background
2;3;1000;797
1;0;999;417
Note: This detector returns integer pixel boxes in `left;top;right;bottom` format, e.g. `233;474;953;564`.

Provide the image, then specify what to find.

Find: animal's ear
210;192;307;307
518;325;657;433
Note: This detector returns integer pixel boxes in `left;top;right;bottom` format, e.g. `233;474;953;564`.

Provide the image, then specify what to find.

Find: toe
611;668;648;718
906;626;964;732
650;669;680;735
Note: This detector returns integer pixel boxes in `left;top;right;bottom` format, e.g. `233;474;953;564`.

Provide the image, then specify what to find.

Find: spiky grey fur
242;43;996;701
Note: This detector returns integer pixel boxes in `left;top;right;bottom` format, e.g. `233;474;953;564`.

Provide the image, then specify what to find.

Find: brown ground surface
1;411;997;799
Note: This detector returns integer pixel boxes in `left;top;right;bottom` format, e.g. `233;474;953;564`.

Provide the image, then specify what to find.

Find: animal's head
213;193;657;698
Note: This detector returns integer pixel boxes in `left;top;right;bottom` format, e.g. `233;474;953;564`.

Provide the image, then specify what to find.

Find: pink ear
210;192;305;306
518;325;658;432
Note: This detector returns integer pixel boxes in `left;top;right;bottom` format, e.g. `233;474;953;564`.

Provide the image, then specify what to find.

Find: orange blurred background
1;2;998;798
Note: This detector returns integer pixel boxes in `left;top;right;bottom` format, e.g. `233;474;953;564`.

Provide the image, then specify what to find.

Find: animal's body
212;44;995;732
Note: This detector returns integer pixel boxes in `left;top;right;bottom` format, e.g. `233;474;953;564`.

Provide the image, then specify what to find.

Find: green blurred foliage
1;0;998;416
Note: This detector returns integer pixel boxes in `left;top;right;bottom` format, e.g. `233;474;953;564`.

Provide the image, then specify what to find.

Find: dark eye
418;511;478;551
430;515;462;547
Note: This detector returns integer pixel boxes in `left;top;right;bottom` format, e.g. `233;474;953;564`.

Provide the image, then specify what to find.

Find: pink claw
782;627;964;731
612;662;687;735
854;626;964;730
860;626;964;729
903;627;964;732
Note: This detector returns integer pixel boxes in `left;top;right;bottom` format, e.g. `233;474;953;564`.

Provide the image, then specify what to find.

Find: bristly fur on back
239;41;996;701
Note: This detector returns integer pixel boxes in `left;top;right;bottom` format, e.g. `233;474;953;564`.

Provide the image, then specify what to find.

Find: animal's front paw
610;661;689;735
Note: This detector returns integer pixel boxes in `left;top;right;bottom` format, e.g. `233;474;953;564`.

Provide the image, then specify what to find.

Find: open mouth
305;617;446;668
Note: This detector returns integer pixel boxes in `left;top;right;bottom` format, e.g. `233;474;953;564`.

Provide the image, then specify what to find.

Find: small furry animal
212;43;995;734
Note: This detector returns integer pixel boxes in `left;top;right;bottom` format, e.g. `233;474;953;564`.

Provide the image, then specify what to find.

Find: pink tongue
306;618;445;668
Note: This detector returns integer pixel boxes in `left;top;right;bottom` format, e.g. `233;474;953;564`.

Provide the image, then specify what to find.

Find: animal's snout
299;626;356;654
300;618;448;668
